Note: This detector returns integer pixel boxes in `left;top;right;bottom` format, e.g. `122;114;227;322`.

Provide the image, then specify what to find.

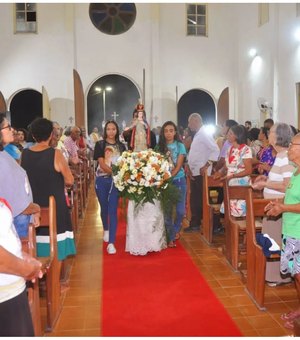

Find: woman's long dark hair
157;121;182;154
103;120;121;144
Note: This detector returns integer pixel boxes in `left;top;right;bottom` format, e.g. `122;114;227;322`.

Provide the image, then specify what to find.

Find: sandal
281;310;300;321
168;241;176;248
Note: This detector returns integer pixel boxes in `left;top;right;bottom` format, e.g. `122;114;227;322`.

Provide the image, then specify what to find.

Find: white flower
112;149;172;202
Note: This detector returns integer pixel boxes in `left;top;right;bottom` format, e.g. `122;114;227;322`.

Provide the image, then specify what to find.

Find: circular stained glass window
89;3;136;35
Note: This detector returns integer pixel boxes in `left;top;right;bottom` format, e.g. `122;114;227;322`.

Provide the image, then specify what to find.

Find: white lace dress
126;199;167;256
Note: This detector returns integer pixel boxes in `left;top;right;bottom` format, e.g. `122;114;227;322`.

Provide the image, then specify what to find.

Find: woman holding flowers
156;121;187;247
94;121;126;255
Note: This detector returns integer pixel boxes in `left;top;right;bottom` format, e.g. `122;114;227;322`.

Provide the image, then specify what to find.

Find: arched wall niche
86;73;142;134
177;88;217;129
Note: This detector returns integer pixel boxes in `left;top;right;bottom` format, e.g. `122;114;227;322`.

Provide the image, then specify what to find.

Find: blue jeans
165;176;187;242
95;176;119;244
13;214;30;238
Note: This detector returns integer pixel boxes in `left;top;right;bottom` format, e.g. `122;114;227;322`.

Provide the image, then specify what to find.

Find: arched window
87;74;140;134
177;89;216;129
89;3;136;35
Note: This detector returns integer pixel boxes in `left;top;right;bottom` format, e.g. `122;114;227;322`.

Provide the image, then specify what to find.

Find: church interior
1;2;300;337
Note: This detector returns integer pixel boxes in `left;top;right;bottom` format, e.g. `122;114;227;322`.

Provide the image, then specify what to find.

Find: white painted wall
0;3;75;127
0;3;299;129
276;3;300;126
156;3;237;124
235;3;300;127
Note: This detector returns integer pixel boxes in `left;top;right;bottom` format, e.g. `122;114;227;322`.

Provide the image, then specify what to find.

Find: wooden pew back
223;181;263;271
38;196;62;332
202;169;223;244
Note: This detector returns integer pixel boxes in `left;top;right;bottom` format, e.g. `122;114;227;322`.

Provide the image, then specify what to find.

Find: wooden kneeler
202;169;223;245
39;196;62;332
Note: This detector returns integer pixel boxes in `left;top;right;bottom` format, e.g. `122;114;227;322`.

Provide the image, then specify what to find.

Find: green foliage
160;180;181;216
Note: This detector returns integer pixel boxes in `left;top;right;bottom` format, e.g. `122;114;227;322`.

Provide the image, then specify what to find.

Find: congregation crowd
2;102;300;334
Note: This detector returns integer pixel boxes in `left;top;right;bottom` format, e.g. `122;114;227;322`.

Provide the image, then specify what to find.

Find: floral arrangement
112;149;179;212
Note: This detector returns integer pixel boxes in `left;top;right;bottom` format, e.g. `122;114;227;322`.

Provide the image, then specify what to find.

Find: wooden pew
202;169;223;244
223;181;262;271
21;223;43;336
38;196;62;332
294;318;300;336
245;193;280;310
81;160;88;207
87;157;95;187
70;164;84;218
183;171;192;227
68;185;79;234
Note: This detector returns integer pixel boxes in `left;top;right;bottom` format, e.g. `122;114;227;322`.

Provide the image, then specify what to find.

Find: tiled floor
181;231;296;337
44;189;297;336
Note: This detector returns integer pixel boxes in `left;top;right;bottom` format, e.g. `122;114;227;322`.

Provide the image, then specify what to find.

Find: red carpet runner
102;210;242;336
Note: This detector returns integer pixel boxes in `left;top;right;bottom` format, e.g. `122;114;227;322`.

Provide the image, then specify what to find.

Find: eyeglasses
0;124;11;131
289;142;300;147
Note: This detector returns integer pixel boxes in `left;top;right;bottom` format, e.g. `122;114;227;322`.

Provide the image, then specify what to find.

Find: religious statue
130;110;151;151
123;101;155;151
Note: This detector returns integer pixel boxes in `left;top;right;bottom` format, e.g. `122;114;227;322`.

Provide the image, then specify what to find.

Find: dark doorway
10;89;42;129
87;74;140;134
177;89;216;129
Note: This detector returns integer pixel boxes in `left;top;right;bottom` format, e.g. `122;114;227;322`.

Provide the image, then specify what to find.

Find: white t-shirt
188;126;220;176
0;199;25;303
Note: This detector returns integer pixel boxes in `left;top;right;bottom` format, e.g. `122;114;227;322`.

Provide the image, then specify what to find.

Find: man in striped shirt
64;126;81;165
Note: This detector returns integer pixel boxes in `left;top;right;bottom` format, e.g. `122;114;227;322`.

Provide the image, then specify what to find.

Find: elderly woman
256;127;276;175
0;113;40;237
265;132;300;330
214;124;253;217
21;118;76;264
3;127;22;162
21;117;76;291
252;123;295;286
213;119;238;173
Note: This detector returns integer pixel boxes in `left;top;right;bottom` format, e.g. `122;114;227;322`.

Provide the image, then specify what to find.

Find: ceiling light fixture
249;48;257;58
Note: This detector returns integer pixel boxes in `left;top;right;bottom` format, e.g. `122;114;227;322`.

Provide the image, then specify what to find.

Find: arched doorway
87;74;140;134
9;89;42;129
177;89;216;129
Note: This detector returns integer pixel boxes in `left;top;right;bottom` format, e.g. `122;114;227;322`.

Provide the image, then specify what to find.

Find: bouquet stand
125;199;167;256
